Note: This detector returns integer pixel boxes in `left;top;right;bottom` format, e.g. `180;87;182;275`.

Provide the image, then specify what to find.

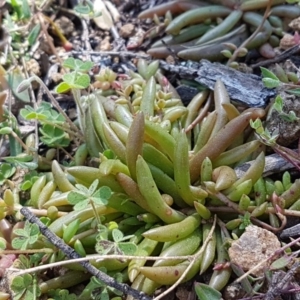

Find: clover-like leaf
40;124;65;139
11;274;27;291
96;240;115;255
88;179;99;195
63;57;76;70
67;191;87;205
0;163;16;179
79;61;94;72
40;124;70;147
112;228;124;243
74;73;90;89
74;3;92;15
63;73;76;85
98;186;112;200
117;242;137;255
12;222;40;250
48;289;77;300
11;237;27;250
74;183;89;194
55;82;71;94
73;199;90;210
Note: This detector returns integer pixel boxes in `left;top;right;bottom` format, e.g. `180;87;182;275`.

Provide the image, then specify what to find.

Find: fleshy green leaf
287;88;300;95
262;78;280;89
260;67;280;81
21;0;31;19
28;24;40;46
7;70;30;102
0;127;13;134
194;282;222;300
270;256;291;270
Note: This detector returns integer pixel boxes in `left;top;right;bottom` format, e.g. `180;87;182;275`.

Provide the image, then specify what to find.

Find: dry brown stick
251;44;300;68
227;0;273;65
20;207;152;300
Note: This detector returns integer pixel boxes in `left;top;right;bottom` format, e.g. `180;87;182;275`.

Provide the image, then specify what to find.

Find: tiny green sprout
96;226;137;256
67;179;112;211
28;24;41;46
260;67;281;89
0;163;16;185
88;273;123;300
55;58;93;93
270;255;291;270
48;289;77;300
272;95;300;122
20;101;72;147
238;212;252;230
11;221;40;250
63;57;94;72
20;171;39;191
39;124;70;147
63;219;81;244
221;49;232;59
250;118;278;146
11;273;41;300
74;1;93;15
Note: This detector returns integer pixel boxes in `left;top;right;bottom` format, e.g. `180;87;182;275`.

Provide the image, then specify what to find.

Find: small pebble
228;225;281;277
119;23;135;38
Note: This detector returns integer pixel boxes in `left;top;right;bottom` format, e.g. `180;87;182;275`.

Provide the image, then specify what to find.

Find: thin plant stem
21;56;40;157
227;0;273;65
91;201;101;225
37;13;63;65
0;248;54;254
214;191;285;232
20;207;152;300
